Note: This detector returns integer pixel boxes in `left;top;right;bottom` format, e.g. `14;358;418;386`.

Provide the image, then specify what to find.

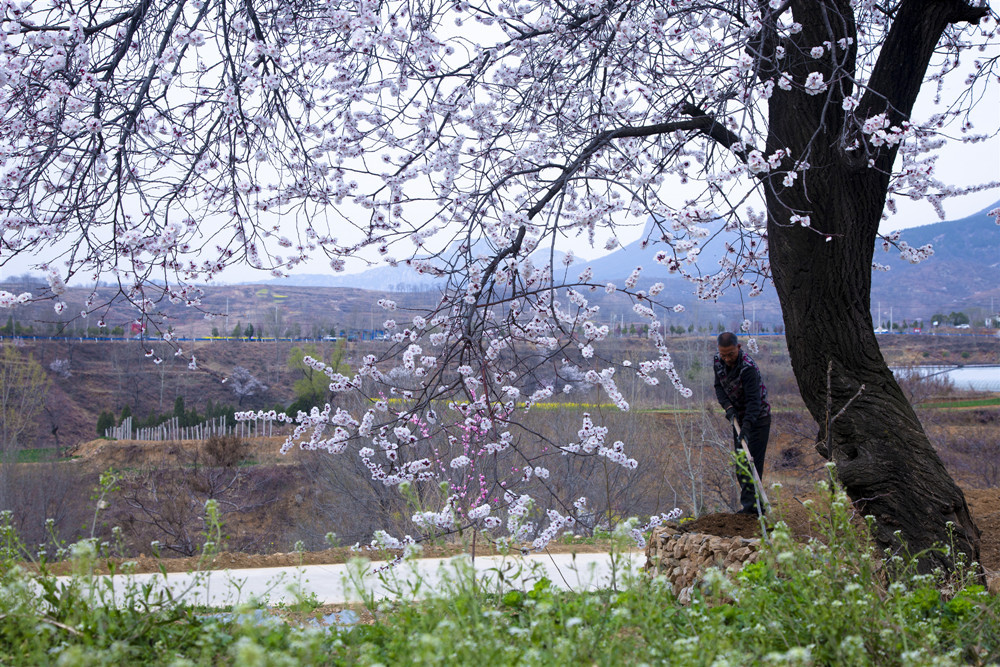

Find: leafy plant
96;409;116;437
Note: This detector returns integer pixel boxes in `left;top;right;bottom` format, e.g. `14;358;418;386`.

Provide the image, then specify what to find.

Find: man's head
717;332;740;367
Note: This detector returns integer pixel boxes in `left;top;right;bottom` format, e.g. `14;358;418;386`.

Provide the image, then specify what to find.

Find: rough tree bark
764;0;987;570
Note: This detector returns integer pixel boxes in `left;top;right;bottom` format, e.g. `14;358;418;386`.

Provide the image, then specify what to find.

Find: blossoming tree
1;0;995;567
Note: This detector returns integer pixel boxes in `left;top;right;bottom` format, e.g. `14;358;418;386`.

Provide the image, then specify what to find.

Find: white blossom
803;72;827;95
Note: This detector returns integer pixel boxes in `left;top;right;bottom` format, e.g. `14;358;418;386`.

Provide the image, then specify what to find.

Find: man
713;331;771;515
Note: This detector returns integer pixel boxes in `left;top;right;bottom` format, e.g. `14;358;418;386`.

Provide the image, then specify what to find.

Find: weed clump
204;434;250;467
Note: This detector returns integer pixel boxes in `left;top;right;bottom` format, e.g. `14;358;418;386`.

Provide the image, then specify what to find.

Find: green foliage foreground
1;483;997;666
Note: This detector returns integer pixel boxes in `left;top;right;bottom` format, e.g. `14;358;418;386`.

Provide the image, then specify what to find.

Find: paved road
60;551;645;608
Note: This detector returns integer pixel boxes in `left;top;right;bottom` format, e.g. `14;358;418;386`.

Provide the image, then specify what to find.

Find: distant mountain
575;218;761;295
264;263;439;292
265;200;999;321
580;201;1000;320
869;203;1000;316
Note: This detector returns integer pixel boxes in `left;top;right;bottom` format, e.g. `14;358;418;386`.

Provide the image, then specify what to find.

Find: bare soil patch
678;513;761;539
966;488;1000;571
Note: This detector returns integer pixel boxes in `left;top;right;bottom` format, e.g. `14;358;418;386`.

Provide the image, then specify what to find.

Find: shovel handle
731;418;769;507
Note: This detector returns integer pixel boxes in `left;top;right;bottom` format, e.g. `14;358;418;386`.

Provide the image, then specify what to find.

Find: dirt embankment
70;435;293;467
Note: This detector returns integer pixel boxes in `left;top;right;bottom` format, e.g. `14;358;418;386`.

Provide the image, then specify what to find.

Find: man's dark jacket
713;349;770;431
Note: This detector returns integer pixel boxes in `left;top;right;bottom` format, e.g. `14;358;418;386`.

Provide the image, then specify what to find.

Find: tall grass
2;478;997;666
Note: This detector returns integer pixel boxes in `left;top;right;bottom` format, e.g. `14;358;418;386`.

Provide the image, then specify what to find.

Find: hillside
19;408;1000;574
10;333;999;455
0;283;441;339
2;334;996;583
13;338;365;452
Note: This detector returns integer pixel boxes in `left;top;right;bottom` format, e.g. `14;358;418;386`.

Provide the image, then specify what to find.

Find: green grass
14;448;72;463
640;405;804;415
916;397;1000;409
2;483;998;666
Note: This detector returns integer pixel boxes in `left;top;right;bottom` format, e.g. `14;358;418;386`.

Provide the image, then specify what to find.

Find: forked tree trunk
767;174;981;572
755;0;985;573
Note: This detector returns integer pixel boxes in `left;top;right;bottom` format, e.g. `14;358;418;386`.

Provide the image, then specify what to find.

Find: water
891;365;1000;392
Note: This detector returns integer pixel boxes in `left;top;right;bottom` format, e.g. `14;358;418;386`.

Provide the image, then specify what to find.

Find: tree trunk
745;0;988;574
767;173;981;572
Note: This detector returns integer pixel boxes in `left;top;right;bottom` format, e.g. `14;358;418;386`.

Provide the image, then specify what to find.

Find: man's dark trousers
732;416;770;512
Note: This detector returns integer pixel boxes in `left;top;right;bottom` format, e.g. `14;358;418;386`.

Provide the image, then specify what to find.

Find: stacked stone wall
644;526;761;603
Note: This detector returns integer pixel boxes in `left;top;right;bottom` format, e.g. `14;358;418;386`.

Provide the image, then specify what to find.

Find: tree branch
526;113;729;221
860;0;988;128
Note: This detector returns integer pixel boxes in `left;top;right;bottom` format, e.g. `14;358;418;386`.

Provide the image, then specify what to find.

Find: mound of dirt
676;487;1000;572
679;513;761;539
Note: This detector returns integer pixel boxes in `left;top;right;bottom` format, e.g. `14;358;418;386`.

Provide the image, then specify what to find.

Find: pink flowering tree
1;0;996;566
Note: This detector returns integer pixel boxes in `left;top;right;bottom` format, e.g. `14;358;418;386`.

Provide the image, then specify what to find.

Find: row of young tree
95;397;241;438
875;313;976;330
210;323;262;339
